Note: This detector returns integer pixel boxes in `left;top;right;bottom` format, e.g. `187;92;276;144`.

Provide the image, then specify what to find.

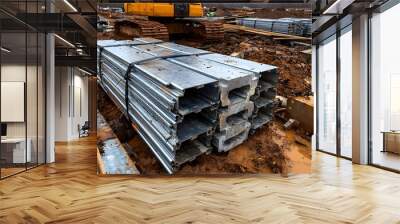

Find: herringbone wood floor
1;136;399;223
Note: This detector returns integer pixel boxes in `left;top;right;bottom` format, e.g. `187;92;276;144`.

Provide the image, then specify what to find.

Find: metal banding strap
98;47;104;85
99;41;165;49
99;41;213;123
123;64;133;122
98;40;165;84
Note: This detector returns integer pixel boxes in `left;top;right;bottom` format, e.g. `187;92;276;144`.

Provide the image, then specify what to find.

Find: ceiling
0;0;96;72
312;0;390;42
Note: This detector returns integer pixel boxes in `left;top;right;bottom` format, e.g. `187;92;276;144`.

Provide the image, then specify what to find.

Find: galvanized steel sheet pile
98;38;278;173
237;17;312;37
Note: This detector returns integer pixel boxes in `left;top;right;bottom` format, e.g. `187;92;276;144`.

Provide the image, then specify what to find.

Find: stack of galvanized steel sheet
200;54;278;133
97;38;278;173
237;17;312;37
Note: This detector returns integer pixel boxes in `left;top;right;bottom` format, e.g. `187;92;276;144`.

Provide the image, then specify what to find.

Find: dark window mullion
36;0;39;167
336;28;341;157
367;11;373;165
25;0;28;171
0;25;2;179
316;44;320;151
44;0;48;165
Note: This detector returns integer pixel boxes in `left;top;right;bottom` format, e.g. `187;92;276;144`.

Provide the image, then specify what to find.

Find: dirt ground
178;121;311;175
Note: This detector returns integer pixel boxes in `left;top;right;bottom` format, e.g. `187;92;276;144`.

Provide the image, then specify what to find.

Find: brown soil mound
178;122;290;176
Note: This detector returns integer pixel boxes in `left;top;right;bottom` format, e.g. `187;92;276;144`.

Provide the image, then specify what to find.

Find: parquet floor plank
0;136;399;223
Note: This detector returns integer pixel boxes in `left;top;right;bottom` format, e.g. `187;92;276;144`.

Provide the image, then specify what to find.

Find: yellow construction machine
114;3;224;41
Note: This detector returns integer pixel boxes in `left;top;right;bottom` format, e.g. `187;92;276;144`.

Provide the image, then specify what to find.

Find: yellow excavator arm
124;3;203;18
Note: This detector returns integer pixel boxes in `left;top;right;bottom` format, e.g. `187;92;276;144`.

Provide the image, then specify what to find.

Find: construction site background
97;7;312;176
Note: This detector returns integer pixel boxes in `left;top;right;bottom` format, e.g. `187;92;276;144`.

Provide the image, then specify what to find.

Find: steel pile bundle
237;17;312;37
200;54;278;133
98;38;277;173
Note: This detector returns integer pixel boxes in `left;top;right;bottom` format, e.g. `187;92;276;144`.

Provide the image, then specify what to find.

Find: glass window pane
340;27;352;158
1;32;27;177
318;36;337;154
0;0;46;179
371;4;400;171
38;33;46;165
27;31;38;169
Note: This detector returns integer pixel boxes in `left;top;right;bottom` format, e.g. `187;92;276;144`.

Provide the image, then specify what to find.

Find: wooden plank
224;23;311;41
274;37;312;42
301;48;312;55
97;148;106;175
287;96;314;133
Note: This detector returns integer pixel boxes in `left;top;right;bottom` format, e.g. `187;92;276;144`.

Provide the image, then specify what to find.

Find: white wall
54;67;89;141
76;71;89;139
1;65;26;138
1;63;46;164
55;66;69;141
1;65;43;139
